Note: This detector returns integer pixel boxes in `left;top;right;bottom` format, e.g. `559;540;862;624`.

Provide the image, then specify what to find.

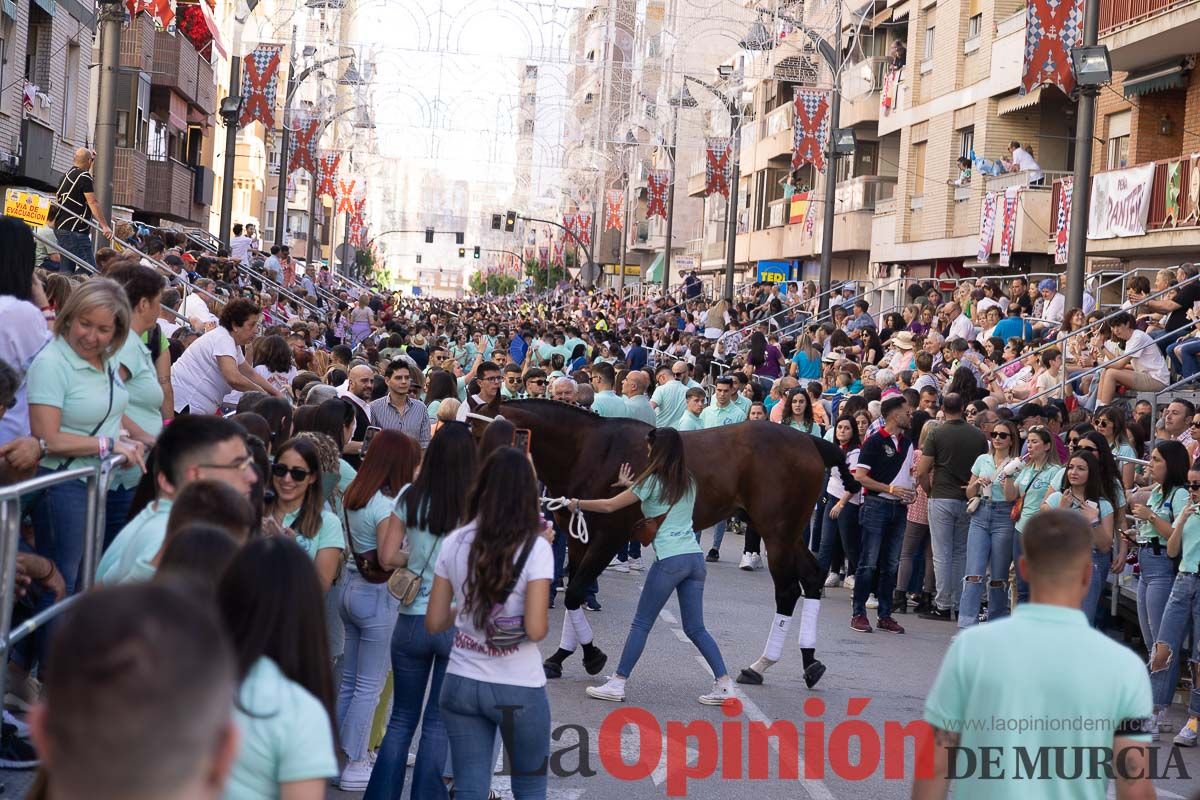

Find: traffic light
458;247;465;258
491;213;502;230
504;210;517;232
424;228;434;243
455;231;464;245
473;246;481;259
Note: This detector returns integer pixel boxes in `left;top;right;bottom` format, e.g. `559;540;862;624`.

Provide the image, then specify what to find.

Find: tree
468;271;519;296
524;257;567;291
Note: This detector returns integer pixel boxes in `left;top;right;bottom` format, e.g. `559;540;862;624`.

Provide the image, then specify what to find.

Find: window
966;0;982;38
0;27;9;116
959;127;974;160
1106;111;1130;170
62;41;79;140
584;92;594;104
147;118;167;161
923;25;935;60
525;65;538;79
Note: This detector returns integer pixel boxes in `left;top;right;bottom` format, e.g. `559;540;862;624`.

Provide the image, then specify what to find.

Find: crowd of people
4;202;1200;797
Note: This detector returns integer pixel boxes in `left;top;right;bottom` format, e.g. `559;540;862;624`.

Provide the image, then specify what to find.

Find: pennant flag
647;170;670;218
288;115;319;175
705;138;731;198
792;88;830;172
239;45;282;128
127;0;174;30
998;188;1019;267
336;180;356;214
803;195;817;237
978;191;998;262
1189;154;1200;224
605;189;624;230
1164;159;1182;225
1021;0;1084;95
315;152;340;200
577;213;592;246
1054;177;1073;265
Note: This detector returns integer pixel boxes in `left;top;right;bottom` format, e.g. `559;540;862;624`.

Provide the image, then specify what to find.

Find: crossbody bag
59;367;115;472
484;533;538;649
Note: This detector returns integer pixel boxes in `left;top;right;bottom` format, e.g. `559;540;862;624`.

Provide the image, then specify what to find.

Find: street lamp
1071;46;1112;86
833;128;856;156
216;0;262;247
663;83;697;295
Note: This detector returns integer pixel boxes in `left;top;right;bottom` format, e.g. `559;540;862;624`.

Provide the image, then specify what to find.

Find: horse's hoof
543;660;563;679
582;648;608;675
804;660;827;689
736;668;763;685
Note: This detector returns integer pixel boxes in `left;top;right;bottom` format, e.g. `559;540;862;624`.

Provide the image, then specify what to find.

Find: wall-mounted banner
1088;163;1155;239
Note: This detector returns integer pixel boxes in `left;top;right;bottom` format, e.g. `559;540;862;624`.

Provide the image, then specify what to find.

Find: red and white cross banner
288;115;319;175
239;45;282;129
605;190;624;230
576;213;592;246
647;170;670;218
704;139;731;198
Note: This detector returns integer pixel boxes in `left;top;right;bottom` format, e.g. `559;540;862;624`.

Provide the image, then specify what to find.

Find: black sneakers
705;548;720;562
0;722;37;769
918;606;953;621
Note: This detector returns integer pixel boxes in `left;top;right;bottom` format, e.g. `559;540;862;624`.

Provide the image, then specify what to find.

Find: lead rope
542;494;589;544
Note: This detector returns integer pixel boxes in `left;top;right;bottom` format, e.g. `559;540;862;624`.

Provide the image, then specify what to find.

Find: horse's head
463;392;505;442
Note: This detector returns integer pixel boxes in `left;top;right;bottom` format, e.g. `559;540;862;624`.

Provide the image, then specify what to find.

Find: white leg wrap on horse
762;613;792;661
559;612;579;652
569;607;594;646
798;598;820;648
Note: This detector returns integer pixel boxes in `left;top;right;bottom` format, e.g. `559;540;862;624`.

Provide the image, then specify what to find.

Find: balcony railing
841;56;890;100
761;103;792;140
1066;156;1200;236
984;169;1072;191
120;14;155;74
834;175;897;213
145;158;195;221
151;30;200;105
1101;0;1194;33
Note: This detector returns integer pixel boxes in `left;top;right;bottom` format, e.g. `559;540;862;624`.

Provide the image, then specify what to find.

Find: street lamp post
1065;35;1111;309
92;0;124;231
216;0;262;247
664;84;697;296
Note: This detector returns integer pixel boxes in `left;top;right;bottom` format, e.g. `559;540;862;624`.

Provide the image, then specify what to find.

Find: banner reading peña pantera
1087;163;1155;240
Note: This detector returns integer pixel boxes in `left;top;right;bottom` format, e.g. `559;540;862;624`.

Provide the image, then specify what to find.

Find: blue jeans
617;539;642;562
439;674;550;800
336;572;400;761
853;496;907;618
928;498;971;612
29;469;128;594
1138;546;1181;704
1170;337;1200;379
817;493;861;577
1154;325;1188;358
616;552;726;679
54;229;95;270
1151;574;1200;714
1083;549;1112;627
551;515;596;604
365;613;453;800
958;500;1016;629
708;520;727;551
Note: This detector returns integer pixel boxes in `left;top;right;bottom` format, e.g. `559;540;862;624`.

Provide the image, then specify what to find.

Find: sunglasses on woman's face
271;463;312;482
991;431;1011;440
1189;483;1200;491
1072;444;1099;454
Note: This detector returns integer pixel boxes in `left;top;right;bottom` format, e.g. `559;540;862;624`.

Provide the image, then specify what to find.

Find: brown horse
473;396;857;688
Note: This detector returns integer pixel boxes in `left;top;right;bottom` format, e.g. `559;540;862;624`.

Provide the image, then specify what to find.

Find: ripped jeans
1150;573;1200;716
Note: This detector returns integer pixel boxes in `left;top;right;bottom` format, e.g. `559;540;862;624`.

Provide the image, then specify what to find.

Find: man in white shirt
944;302;975;342
1033;279;1065;337
229;223;253;266
181;280;219;330
1008;140;1043;183
1096;311;1169;404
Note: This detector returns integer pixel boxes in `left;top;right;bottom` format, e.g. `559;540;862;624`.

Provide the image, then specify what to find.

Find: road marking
658;608;677;624
672;628;690;643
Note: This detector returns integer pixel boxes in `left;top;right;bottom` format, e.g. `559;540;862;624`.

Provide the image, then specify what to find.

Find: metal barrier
0;455;124;712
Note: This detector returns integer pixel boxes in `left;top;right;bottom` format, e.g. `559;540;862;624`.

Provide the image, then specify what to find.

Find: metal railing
0;455;125;719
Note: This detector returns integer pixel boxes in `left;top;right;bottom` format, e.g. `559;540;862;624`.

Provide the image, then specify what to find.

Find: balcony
144;158;195;221
984;170;1073;192
838;57;889;128
687;158;708;197
835;175;897;214
120;14;155;74
1101;0;1200;70
195;56;216;115
151;30;200;105
749;103;793;173
113;147;147;210
1076;157;1200;256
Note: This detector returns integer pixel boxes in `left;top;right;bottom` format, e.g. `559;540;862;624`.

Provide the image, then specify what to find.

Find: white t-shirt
435;521;553;688
181;293;218;326
0;297;51;444
224;365;296;406
229;235;253;265
170;326;245;414
1011;147;1042;181
947;314;975;342
1043;292;1065;324
1126;329;1170;386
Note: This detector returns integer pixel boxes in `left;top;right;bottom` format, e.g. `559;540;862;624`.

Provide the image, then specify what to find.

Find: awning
997;86;1042;116
871;6;893;25
892;1;911;19
1;0;17;21
30;0;54;17
1124;60;1189;98
645;251;665;283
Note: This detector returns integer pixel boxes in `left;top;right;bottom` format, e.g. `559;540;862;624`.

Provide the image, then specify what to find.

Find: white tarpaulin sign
1088;163;1155;239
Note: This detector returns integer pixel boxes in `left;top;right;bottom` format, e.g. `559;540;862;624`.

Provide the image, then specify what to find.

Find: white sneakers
843;575;856;590
698;677;736;706
627;557;643;571
586;675;627;702
739;553;763;570
865;594;879;610
607;557;630;573
824;572;842;588
338;757;374;791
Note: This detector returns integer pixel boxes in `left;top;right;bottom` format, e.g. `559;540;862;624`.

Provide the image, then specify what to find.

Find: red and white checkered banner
288;115;320;175
1022;0;1083;95
792;88;829;172
239;45;282;129
552;237;564;268
127;0;174;31
563;213;577;242
315;152;340;200
998;188;1018;267
978;191;998;262
576;213;592;246
705;138;731;198
336;180;357;215
348;198;367;247
647;170;670;218
1054;177;1072;265
605;190;624;230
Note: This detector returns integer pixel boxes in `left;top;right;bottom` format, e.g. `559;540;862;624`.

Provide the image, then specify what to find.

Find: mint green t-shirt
699;402;746;429
676;412;703;432
26;336;129;473
786;419;824;438
1137;485;1189;544
284;508;345;560
650;380;687;428
1044;492;1113;528
223;656;337;800
96;499;173;585
591;390;627;419
114;332;163;490
633;476;700;561
398;518;445;617
1015;464;1063;533
1180;513;1200;573
971;454;1019;502
924;603;1151;800
345;489;397;553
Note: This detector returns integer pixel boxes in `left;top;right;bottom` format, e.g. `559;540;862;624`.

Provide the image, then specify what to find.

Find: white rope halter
542;495;589;544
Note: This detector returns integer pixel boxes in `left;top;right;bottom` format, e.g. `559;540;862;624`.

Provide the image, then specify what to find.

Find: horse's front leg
543;517;620;679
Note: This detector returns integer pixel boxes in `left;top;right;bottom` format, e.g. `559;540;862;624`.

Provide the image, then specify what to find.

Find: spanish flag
789;191;810;225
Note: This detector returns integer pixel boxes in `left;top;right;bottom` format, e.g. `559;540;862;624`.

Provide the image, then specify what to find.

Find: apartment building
0;0;95;195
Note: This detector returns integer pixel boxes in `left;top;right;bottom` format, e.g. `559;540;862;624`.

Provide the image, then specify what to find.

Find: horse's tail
812;435;860;494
